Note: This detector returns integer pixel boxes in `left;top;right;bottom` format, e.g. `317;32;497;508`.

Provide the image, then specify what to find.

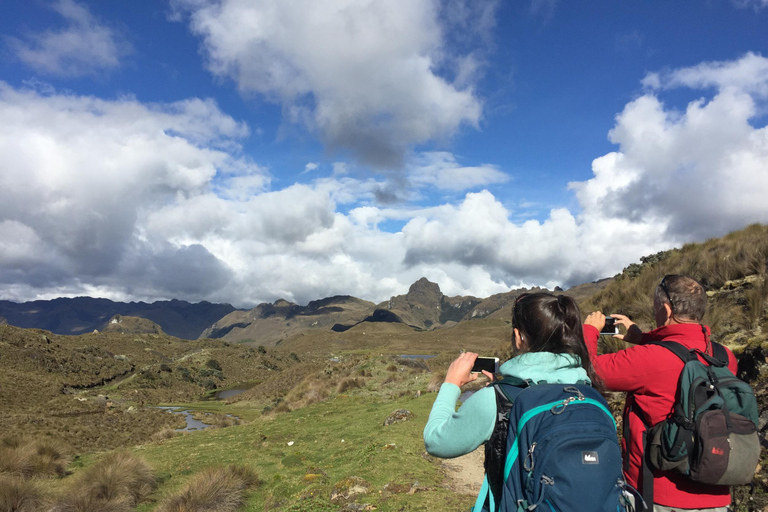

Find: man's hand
610;313;643;344
585;311;606;332
444;352;480;388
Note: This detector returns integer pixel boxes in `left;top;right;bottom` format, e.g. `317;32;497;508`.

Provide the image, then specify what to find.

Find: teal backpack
640;339;759;508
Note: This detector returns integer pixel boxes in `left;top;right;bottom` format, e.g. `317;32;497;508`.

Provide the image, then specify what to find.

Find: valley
3;225;768;511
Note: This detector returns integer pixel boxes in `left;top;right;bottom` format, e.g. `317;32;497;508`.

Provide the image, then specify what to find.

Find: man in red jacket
584;275;736;512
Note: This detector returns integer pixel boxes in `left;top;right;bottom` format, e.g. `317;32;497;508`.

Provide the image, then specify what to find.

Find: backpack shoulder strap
479;378;529;512
644;340;696;363
705;342;729;368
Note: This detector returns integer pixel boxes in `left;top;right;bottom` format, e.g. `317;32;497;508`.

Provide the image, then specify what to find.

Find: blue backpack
473;380;630;512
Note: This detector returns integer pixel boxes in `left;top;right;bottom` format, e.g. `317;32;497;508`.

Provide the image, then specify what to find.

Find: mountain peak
407;277;441;299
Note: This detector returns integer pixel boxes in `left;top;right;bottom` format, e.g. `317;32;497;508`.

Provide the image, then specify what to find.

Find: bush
0;475;46;512
155;465;260;512
205;359;222;371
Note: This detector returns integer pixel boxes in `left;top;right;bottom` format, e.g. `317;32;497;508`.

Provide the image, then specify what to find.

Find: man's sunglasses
659;275;675;312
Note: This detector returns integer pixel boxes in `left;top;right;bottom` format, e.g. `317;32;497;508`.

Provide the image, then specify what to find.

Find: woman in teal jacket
423;293;602;505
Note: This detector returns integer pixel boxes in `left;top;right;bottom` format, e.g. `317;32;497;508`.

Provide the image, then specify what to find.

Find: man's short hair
654;275;707;322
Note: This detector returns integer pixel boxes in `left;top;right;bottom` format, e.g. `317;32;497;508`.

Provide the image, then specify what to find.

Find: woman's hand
610;313;643;344
444;352;480;388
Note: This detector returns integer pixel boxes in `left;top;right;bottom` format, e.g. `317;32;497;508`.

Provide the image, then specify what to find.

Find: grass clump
155;465;260;512
53;451;155;511
0;439;68;479
336;377;364;393
0;475;46;512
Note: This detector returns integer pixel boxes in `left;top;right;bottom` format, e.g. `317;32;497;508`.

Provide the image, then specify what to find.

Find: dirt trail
441;446;485;495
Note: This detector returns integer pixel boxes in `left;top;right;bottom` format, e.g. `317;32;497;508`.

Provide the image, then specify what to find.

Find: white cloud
578;53;768;240
6;0;131;77
2;53;768;308
643;52;768;97
732;0;768;10
171;0;485;167
407;151;509;191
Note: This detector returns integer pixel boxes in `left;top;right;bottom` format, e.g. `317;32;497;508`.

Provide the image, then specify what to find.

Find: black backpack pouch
692;409;759;486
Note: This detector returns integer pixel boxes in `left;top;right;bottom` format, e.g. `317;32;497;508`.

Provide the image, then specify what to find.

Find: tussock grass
0;475;46;512
426;371;445;393
0;439;68;479
337;377;364;393
151;428;178;443
53;451;154;511
155;465;260;512
283;377;331;410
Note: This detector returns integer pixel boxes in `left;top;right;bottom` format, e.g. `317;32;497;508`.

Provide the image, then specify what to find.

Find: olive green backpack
640;339;759;509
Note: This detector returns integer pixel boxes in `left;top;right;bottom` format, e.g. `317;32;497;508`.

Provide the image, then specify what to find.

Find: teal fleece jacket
423;352;589;459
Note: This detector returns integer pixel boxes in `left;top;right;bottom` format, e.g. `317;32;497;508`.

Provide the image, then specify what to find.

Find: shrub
155;465;260;512
0;475;46;512
205;359;222;371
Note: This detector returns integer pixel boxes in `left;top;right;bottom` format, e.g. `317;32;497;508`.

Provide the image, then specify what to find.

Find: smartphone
600;316;618;335
471;356;500;374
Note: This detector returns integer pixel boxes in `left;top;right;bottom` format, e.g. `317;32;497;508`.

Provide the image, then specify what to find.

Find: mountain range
0;297;236;340
0;277;611;344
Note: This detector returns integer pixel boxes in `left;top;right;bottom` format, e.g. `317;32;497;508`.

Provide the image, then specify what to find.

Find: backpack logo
582;451;599;464
711;447;725;456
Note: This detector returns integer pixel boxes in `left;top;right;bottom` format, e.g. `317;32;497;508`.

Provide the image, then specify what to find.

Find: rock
330;476;371;504
342;504;376;511
383;409;413;426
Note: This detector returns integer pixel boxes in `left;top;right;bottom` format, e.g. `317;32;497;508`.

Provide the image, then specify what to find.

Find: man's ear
663;302;674;325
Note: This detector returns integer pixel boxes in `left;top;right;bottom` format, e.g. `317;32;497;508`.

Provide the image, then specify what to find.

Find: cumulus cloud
171;0;485;167
576;53;768;240
0;83;256;301
6;0;131;77
3;53;768;308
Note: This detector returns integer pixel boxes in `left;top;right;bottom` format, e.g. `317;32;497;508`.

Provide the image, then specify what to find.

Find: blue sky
1;0;767;308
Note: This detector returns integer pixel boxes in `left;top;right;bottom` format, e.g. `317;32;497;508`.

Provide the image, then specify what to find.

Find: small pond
157;406;212;432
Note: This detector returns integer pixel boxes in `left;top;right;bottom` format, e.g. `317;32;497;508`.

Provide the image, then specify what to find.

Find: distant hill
0;297;236;339
200;295;377;345
101;315;164;335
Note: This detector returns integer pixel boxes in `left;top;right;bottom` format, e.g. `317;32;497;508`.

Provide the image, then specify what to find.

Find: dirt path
441;446;485;495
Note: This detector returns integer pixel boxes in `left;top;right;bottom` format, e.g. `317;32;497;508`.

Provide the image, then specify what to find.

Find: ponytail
512;293;603;391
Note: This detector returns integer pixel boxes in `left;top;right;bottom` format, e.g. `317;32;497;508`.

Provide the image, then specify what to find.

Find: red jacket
584;323;737;508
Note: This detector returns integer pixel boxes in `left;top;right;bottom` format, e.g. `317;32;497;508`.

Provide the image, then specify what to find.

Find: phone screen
600;316;618;335
471;357;499;374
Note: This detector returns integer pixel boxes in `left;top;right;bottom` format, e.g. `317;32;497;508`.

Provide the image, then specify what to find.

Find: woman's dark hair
512;292;603;391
